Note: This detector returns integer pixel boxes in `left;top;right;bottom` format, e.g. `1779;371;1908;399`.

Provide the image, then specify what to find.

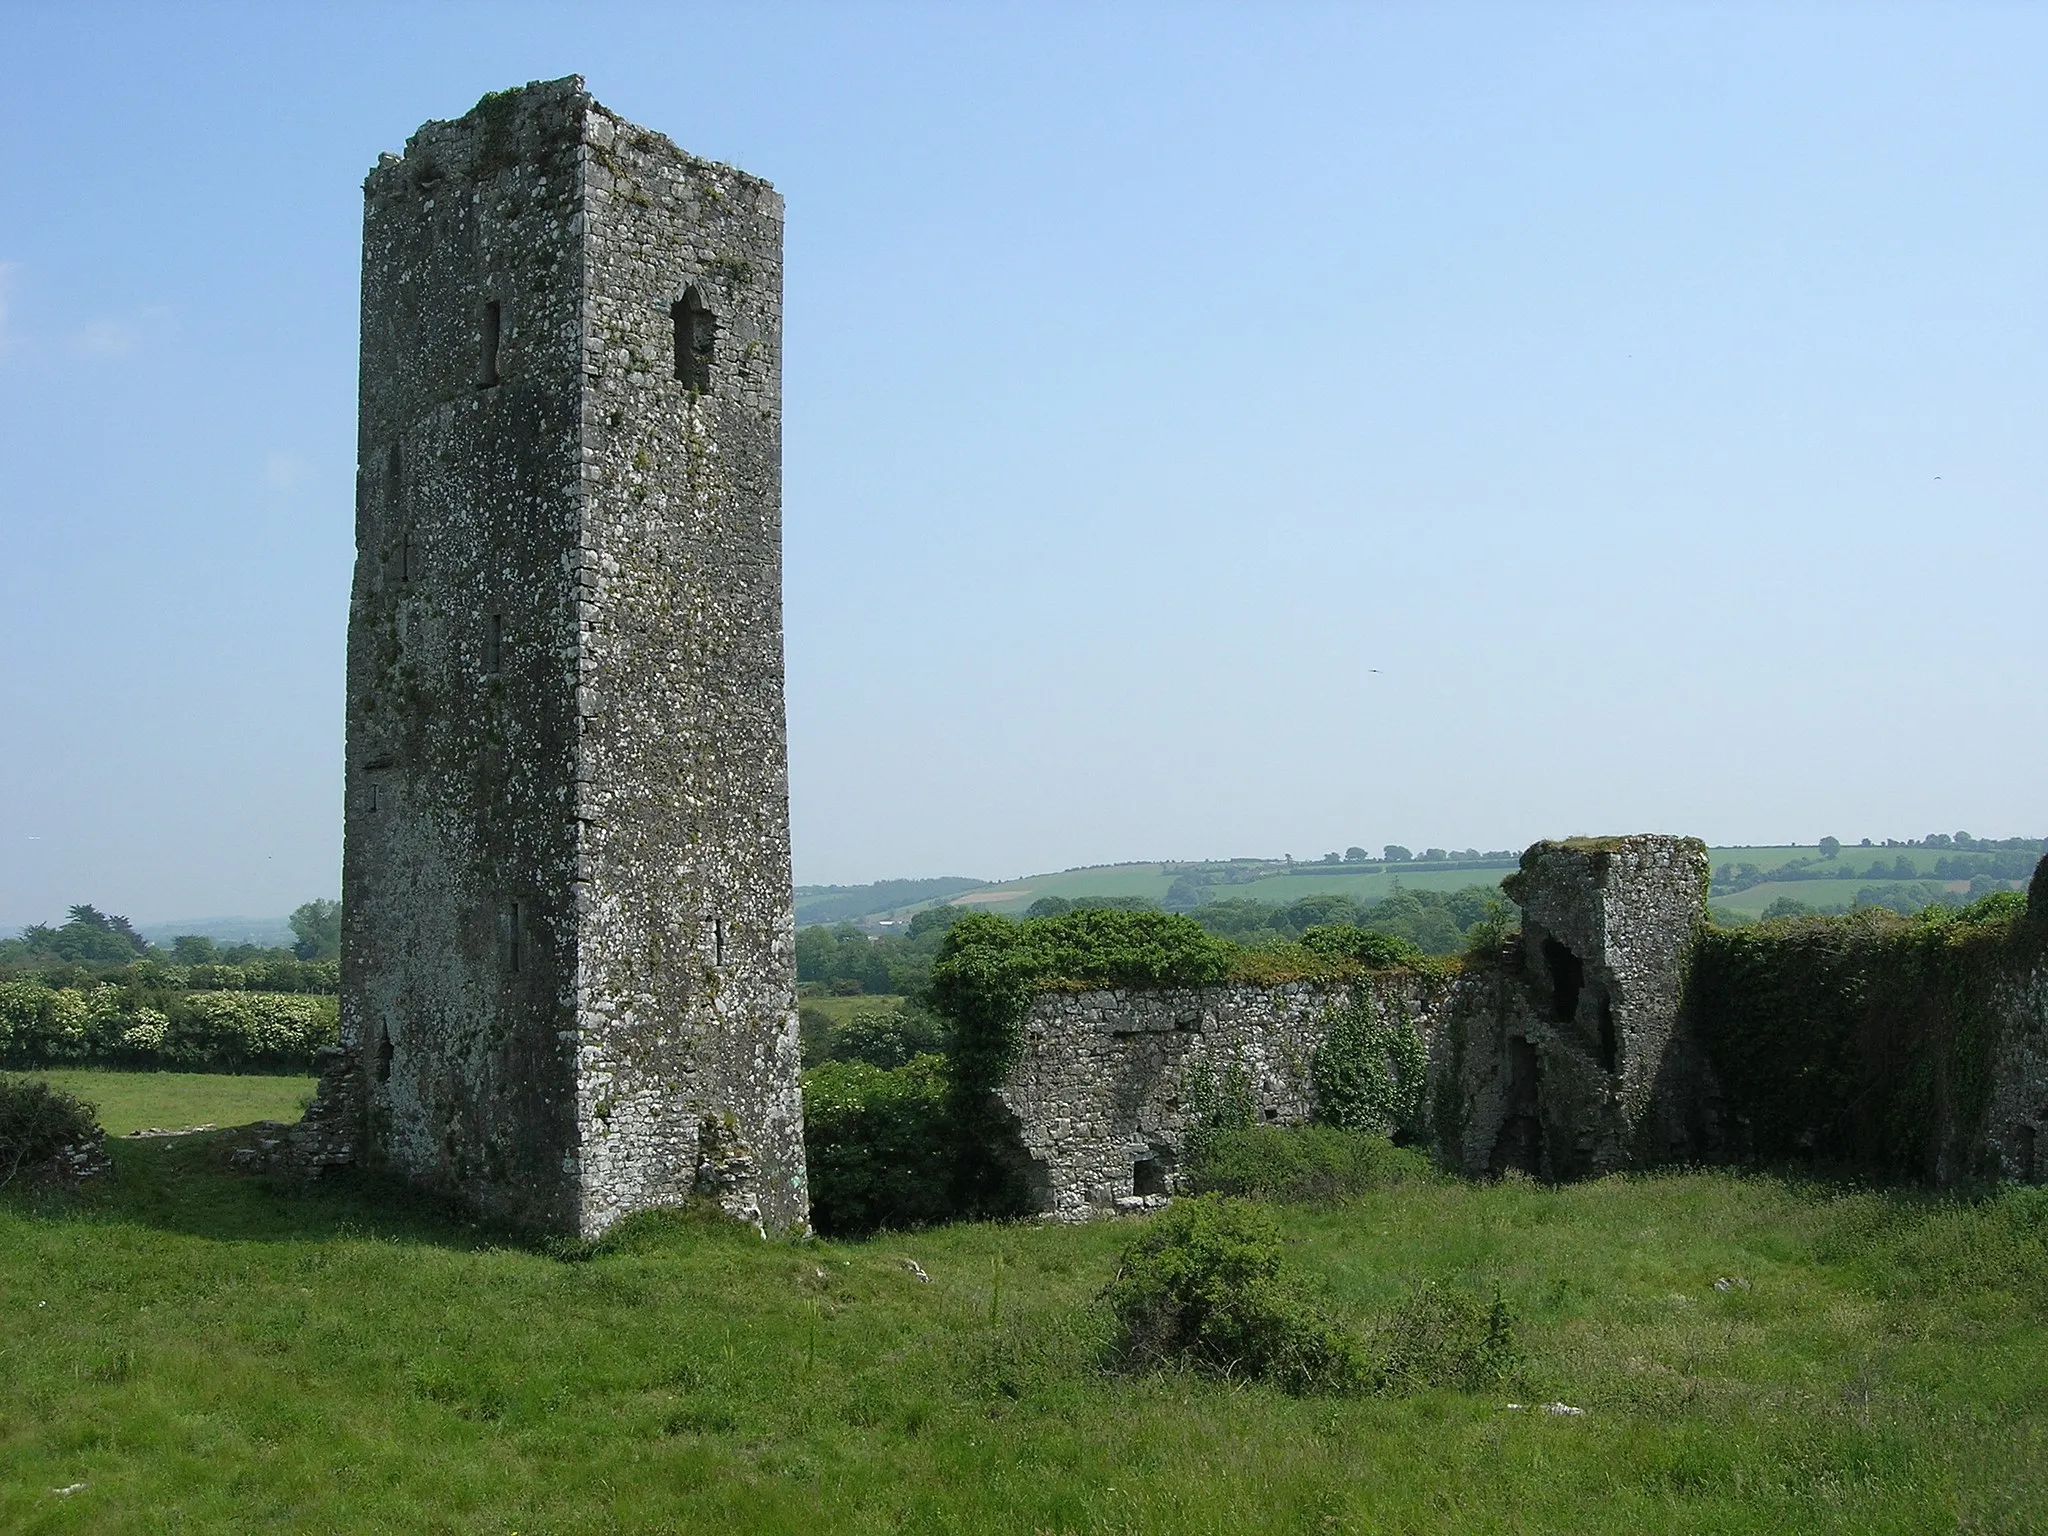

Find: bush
0;1074;102;1187
1188;1125;1435;1202
1312;994;1428;1139
1103;1196;1368;1394
1370;1281;1518;1394
1297;926;1424;969
802;1055;955;1237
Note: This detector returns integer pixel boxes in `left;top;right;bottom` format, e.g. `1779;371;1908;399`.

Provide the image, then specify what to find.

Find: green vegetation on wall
1688;885;2044;1179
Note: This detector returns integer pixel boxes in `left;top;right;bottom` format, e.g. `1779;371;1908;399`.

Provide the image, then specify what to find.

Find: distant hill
793;877;988;927
800;837;2046;928
135;915;296;949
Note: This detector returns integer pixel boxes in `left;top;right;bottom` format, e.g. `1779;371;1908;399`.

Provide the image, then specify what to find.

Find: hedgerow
0;983;337;1072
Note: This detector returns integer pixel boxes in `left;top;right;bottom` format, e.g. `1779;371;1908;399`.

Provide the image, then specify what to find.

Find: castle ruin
321;78;806;1236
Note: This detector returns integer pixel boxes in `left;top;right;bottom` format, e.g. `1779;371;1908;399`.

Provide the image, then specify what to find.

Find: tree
1383;846;1412;863
1818;836;1841;860
1343;847;1368;863
289;899;343;961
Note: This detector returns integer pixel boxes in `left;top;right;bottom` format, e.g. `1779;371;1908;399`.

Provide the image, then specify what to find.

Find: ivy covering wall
1688;882;2045;1180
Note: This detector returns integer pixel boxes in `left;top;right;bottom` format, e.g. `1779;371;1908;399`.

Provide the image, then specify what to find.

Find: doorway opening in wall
1543;937;1584;1023
1133;1156;1170;1197
1489;1034;1546;1178
673;287;714;390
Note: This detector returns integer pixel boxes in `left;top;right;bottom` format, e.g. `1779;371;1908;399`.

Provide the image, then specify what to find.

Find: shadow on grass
5;1129;513;1253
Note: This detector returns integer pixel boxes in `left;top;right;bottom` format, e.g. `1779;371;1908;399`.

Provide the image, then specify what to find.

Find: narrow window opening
399;531;413;584
385;442;402;511
2019;1124;2038;1184
1542;937;1584;1024
714;918;725;968
486;614;503;673
376;1024;394;1085
672;287;715;391
366;781;379;813
507;901;522;974
480;299;502;387
1597;994;1618;1074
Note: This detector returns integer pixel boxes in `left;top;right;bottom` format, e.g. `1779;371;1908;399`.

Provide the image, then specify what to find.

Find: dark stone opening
1133;1156;1169;1197
376;1025;393;1085
487;614;503;673
1489;1035;1545;1177
673;287;714;390
479;299;502;387
1543;937;1584;1024
2019;1124;2038;1184
1597;994;1618;1074
507;902;522;974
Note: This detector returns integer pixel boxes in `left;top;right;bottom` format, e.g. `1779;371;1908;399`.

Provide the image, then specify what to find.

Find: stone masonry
1000;973;1454;1220
997;835;1709;1216
1448;835;1714;1180
329;79;806;1236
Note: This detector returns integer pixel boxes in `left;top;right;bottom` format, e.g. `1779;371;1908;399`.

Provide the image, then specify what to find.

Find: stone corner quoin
307;76;805;1238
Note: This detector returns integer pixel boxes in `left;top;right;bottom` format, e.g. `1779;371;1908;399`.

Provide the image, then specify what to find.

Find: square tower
1493;834;1709;1175
340;78;806;1235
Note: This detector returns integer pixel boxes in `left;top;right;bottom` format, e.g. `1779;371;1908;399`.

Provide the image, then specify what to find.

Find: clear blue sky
1;3;2042;927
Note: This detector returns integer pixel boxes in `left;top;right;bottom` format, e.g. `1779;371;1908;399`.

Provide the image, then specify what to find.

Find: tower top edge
364;75;778;200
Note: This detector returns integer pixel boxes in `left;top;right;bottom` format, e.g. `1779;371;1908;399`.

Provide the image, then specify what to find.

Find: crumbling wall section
998;971;1454;1219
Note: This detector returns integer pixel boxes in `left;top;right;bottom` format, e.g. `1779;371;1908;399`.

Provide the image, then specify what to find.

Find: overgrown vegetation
1311;994;1430;1140
1103;1196;1372;1393
1689;884;2045;1178
1189;1124;1435;1201
802;1054;954;1236
0;1072;101;1187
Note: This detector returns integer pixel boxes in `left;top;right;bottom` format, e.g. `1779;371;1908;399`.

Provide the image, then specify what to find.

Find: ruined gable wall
999;973;1454;1219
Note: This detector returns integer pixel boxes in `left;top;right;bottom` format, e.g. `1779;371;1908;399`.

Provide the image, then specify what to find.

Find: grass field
795;993;908;1025
23;1069;315;1136
5;1074;2047;1531
867;846;1974;919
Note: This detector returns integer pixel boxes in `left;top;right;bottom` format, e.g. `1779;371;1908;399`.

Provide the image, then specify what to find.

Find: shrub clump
0;1073;104;1188
801;1054;955;1237
1189;1124;1435;1202
1104;1196;1368;1394
1371;1281;1519;1394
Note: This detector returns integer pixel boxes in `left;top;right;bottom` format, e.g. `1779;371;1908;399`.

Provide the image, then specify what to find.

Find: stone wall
330;78;805;1237
999;972;1454;1219
994;835;1714;1217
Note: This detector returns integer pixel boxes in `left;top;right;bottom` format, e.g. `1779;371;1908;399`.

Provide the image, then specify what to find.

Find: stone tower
338;78;806;1235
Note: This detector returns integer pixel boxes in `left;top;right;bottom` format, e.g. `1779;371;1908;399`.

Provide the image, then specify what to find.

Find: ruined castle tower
338;78;806;1235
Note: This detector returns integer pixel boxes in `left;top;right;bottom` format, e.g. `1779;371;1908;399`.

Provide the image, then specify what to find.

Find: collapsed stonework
301;79;807;1236
996;835;2048;1218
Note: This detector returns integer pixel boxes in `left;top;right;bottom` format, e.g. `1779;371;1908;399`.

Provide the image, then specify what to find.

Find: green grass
886;847;1958;918
795;993;909;1026
5;1079;2047;1531
21;1068;315;1136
